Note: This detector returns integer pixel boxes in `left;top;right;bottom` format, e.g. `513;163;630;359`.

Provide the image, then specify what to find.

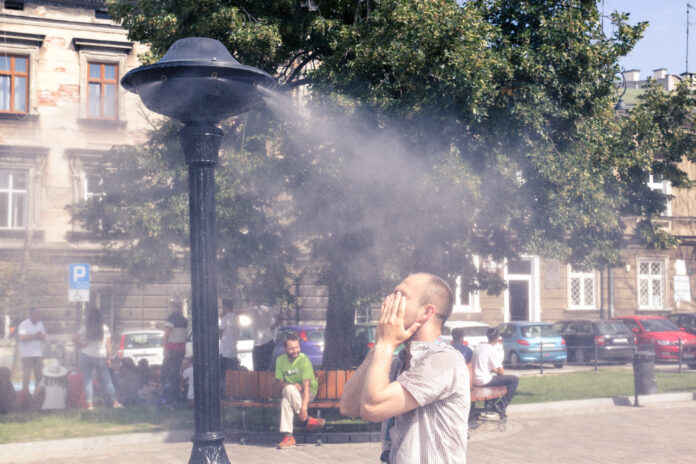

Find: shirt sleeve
275;356;283;381
18;321;28;336
397;350;461;407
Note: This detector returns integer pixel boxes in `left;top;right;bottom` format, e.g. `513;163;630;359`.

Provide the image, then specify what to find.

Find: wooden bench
223;369;354;443
469;385;508;432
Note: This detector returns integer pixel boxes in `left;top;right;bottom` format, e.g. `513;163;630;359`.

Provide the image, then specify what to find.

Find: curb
1;392;694;459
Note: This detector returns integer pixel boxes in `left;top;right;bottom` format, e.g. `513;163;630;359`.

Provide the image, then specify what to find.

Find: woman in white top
72;308;122;410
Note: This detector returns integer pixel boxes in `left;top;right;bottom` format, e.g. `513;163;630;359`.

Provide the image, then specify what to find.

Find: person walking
340;273;470;464
18;307;46;393
471;328;518;418
275;332;325;449
251;304;282;371
161;300;188;404
72;307;122;410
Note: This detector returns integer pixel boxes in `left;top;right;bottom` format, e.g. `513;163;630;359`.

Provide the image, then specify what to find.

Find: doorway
509;280;529;321
505;257;538;322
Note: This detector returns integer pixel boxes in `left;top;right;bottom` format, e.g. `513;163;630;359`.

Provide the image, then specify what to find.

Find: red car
612;316;696;361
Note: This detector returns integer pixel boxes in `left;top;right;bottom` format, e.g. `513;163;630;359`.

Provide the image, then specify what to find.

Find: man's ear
418;305;436;323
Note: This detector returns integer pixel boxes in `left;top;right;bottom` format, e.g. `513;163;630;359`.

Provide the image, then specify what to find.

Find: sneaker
305;416;326;431
277;435;296;449
477;411;498;420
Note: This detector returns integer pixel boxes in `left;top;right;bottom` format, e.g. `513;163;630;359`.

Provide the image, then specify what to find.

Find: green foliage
0;263;56;324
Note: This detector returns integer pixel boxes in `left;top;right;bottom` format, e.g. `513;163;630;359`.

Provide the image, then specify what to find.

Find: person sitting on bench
471;328;518;418
275;333;325;449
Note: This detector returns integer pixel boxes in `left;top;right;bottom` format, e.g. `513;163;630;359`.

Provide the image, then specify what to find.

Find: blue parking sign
69;264;90;302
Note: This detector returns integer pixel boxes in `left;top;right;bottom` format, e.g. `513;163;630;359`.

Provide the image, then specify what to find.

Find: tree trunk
321;274;356;369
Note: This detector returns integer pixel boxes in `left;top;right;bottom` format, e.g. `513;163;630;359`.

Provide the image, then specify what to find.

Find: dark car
553;320;635;364
666;313;696;336
271;325;326;368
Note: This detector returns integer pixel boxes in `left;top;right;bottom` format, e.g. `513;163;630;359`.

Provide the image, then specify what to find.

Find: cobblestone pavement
4;401;695;463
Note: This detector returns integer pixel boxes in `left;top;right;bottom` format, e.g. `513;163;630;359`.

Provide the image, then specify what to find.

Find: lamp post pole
180;122;228;463
121;37;275;464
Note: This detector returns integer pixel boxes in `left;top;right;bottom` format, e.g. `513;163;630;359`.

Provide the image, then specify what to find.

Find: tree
98;0;696;368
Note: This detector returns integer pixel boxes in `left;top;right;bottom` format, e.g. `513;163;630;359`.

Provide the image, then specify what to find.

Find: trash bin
633;351;657;395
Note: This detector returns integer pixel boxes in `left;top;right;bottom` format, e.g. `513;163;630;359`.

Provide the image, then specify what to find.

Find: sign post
68;263;90;302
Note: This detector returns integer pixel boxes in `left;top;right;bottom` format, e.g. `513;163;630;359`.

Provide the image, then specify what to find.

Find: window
647;173;671;216
0;170;27;228
87;62;118;119
84;173;104;200
638;260;665;309
568;266;596;309
0;55;28;114
453;256;481;313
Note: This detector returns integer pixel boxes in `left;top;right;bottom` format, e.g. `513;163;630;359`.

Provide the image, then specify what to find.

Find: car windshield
124;333;162;349
641;319;680;332
520;325;558;338
597;322;632;335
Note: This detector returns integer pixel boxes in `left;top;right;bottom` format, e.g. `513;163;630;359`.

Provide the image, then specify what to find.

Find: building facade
1;1;191;357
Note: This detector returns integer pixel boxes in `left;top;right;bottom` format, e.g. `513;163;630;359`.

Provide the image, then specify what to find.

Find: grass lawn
512;368;696;404
1;368;695;444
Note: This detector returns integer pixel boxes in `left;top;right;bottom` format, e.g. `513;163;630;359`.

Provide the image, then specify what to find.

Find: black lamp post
121;37;274;463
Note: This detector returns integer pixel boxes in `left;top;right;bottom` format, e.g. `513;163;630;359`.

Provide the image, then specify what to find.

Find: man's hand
299;407;308;422
376;292;420;351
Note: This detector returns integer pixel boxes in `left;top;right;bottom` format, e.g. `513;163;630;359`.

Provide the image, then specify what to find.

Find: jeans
483;374;519;407
21;356;43;392
80;353;116;404
252;340;275;371
161;349;185;404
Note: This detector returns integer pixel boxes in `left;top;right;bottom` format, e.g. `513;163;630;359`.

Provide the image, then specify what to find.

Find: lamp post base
189;435;231;464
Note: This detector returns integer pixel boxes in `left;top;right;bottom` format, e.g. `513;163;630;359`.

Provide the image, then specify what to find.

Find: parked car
116;330;164;366
612;316;696;361
496;322;567;368
553;319;635;364
351;323;405;367
272;325;326;368
443;321;504;363
666;313;696;336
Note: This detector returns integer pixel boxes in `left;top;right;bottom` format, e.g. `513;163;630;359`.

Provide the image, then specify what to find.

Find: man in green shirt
275;333;324;449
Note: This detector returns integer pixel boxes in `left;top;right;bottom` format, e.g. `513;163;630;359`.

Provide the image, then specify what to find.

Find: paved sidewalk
3;400;695;463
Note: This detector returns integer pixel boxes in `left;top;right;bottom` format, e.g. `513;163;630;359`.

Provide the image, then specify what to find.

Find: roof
28;0;106;8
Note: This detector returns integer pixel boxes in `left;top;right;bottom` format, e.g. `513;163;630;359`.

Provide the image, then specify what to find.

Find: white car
443;321;505;363
116;330;165;366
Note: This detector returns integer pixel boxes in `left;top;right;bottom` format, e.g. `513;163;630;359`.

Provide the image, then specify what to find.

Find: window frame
0;54;29;114
86;61;119;120
567;265;598;310
0;170;28;229
453;256;481;313
636;258;667;310
0;31;43;119
0;145;47;236
647;173;672;217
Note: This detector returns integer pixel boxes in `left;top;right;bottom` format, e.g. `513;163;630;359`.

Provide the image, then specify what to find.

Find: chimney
623;69;640;82
653;68;667;79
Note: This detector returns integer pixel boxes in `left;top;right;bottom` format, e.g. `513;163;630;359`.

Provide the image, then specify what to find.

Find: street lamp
122;37;274;464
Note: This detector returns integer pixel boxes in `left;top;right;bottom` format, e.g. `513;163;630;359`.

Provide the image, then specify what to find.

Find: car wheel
575;349;585;364
553;362;565;369
509;351;521;367
687;363;696;370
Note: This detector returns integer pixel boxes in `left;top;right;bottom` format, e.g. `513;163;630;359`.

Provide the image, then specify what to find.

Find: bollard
594;339;599;372
678;337;683;374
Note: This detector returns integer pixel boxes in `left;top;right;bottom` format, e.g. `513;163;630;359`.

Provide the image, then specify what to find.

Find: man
340;273;470;464
251;304;282;371
219;299;241;372
161;300;188;404
471;328;518;418
275;333;325;449
451;327;473;388
18;307;46;393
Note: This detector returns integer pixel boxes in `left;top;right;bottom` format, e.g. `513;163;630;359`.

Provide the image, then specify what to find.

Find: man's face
285;339;301;361
393;274;429;329
29;310;40;323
